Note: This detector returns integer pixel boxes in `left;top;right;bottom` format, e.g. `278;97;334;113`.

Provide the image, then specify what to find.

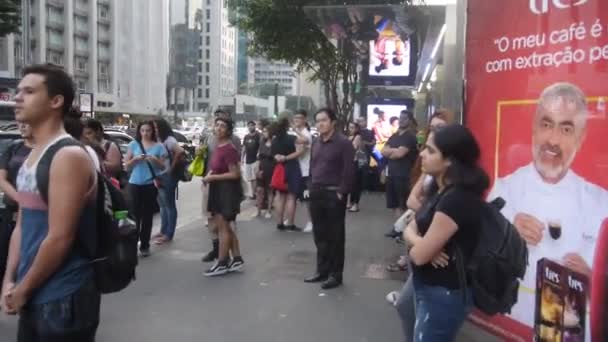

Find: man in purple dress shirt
304;108;355;290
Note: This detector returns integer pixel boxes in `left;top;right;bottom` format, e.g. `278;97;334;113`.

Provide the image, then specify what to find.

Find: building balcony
47;0;64;9
97;16;111;25
97;34;111;44
74;68;89;77
73;6;89;16
74;48;89;57
47;41;64;52
74;28;89;38
97;52;111;61
46;19;65;31
98;0;110;4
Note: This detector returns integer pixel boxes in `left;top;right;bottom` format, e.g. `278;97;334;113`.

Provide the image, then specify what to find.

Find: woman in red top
203;117;244;276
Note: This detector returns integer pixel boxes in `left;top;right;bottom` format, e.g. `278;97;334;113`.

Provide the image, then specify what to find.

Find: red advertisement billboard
466;1;608;340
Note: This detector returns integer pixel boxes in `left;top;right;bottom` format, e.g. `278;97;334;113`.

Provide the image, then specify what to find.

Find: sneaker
277;223;286;231
229;256;244;272
348;204;359;212
139;249;151;258
286;225;302;232
251;210;261;219
204;260;230;277
264;211;272;219
386;291;399;306
302;222;313;233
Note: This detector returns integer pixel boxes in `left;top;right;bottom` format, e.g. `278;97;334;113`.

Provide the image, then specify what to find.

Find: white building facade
248;58;298;96
196;0;238;113
0;0;169;116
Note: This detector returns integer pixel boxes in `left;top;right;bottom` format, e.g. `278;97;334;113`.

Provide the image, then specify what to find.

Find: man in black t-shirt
381;110;418;233
242;120;261;200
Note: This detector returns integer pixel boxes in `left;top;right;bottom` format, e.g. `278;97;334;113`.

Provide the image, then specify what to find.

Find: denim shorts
412;276;472;342
17;278;100;342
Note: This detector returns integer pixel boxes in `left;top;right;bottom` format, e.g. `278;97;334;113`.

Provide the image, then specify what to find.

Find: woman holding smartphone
125;121;166;258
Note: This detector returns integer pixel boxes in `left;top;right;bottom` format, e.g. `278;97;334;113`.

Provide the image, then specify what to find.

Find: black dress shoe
304;273;328;283
321;276;342;290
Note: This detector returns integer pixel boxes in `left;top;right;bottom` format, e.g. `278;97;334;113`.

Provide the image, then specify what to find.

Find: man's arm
338;139;356;196
11;147;93;306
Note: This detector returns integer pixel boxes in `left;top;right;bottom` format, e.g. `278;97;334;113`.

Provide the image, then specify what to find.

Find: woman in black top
255;121;275;218
270;117;302;231
403;124;489;341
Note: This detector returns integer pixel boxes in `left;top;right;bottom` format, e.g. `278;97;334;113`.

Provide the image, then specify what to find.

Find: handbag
270;163;288;192
188;153;205;177
136;140;162;188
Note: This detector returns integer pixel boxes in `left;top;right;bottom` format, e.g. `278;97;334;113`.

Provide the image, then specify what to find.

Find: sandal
153;235;170;245
386;262;407;272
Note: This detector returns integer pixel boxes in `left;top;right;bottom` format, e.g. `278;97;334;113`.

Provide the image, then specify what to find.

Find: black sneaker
201;250;218;263
204;260;230;277
286;225;302;232
277;223;286;231
139;249;151;258
229;256;244;272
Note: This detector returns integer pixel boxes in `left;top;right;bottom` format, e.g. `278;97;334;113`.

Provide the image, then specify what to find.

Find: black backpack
36;137;138;294
454;197;529;315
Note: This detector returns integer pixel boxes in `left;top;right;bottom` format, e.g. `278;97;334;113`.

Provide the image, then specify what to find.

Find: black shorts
385;176;409;210
207;180;242;221
298;176;311;201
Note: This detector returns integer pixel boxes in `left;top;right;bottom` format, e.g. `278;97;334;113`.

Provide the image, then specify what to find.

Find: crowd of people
0;63;496;342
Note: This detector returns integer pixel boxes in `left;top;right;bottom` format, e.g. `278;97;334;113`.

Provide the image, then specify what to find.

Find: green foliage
228;0;415;125
0;0;21;38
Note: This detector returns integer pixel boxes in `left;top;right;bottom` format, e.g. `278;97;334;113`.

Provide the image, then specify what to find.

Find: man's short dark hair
214;109;230;118
22;64;75;116
247;120;256;126
84;118;104;134
295;109;308;117
389;116;399;125
315;108;337;122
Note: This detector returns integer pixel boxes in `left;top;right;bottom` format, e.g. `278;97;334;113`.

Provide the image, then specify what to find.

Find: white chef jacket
488;163;608;338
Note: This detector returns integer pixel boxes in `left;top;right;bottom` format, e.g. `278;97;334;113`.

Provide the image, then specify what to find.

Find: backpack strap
36;137;83;204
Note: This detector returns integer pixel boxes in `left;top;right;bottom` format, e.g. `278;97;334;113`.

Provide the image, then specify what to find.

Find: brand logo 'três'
530;0;588;15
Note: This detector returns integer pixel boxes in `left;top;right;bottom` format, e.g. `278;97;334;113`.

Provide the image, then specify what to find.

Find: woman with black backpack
403;124;488;341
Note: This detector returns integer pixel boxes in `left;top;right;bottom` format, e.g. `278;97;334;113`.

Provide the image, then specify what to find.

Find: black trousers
349;165;366;205
310;189;347;280
129;183;158;251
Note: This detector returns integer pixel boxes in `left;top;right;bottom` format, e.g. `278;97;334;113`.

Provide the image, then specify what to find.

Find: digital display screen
366;98;415;142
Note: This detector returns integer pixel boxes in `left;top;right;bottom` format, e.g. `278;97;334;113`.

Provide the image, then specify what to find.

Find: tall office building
196;0;238;113
0;0;169;115
248;58;298;96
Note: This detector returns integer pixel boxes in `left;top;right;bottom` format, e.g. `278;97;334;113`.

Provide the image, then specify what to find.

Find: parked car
104;129;134;156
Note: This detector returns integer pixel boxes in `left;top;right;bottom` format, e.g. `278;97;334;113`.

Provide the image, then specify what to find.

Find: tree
228;0;415;126
0;0;21;37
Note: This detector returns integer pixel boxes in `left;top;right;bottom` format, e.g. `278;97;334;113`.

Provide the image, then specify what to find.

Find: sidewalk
0;187;498;341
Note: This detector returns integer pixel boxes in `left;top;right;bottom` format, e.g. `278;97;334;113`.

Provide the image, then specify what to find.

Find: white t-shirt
488;163;608;335
296;128;312;177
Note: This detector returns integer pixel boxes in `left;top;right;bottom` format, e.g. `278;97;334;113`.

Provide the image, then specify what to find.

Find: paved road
0;182;498;342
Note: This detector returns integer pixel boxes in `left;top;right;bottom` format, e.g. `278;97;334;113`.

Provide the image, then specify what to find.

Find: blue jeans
396;274;416;342
18;278;99;342
158;176;178;240
412;276;472;342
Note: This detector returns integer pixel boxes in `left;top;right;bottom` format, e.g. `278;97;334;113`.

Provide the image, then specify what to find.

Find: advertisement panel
466;1;608;340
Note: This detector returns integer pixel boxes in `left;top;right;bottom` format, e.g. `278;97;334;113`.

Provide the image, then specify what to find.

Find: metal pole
274;82;278;115
22;0;32;65
296;72;301;110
